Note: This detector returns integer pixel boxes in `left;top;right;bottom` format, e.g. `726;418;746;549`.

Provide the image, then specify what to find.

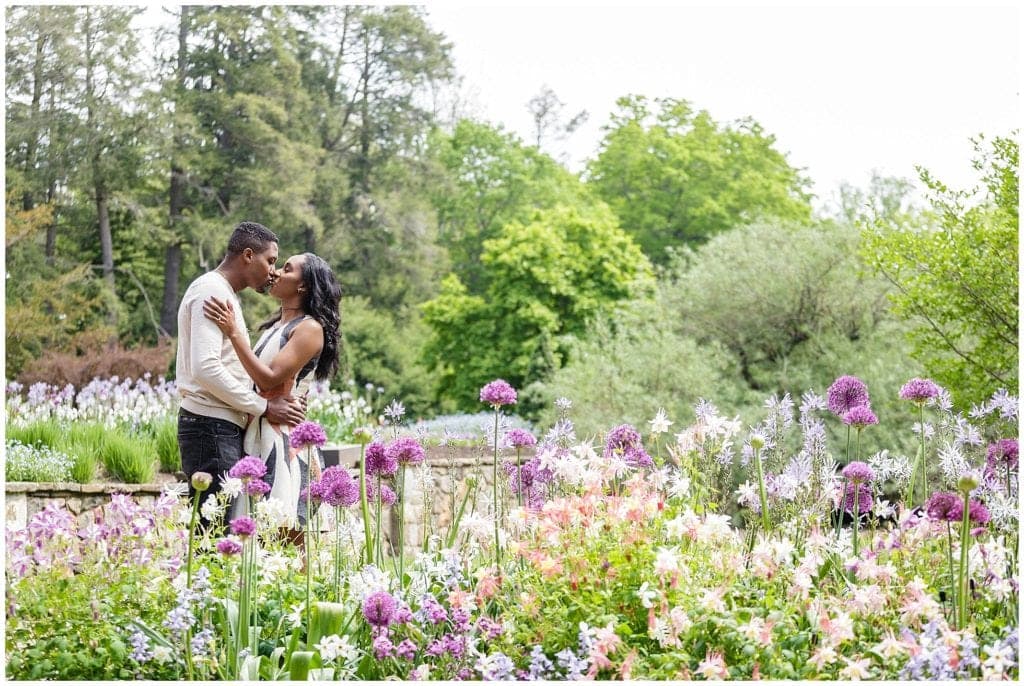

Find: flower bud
191;471;213;492
957;472;979;494
749;433;765;450
352;426;373;445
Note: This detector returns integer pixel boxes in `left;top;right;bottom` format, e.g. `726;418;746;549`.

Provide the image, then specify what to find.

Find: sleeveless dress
239;315;323;528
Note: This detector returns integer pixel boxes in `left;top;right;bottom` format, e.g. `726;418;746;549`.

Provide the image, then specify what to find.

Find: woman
203;252;342;535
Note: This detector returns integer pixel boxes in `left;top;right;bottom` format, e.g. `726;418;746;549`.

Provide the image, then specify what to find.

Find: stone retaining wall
6;444;533;556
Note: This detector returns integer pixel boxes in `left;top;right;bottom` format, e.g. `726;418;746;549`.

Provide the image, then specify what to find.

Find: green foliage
586;95;813;263
64;422;108;483
860;134;1019;407
150;417;181;473
6;419;62;449
430;119;591;292
422;204;651;411
100;432;157;484
339;296;438;418
5;441;75;482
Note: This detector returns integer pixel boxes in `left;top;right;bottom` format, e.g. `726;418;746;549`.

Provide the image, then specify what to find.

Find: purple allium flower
363;591;398;627
926;491;961;522
367;482;397;506
245;478;271;497
230;516;257;538
841;461;875;484
966;500;991;527
842;483;873;514
228;455;267;481
318;466;360;507
843;405;879;428
480;379;517;407
386;437;425;467
393;606;414;624
899;378;942;403
299;481;324;504
290;421;328;449
827;375;870;417
987;439;1019;469
373;634;395;658
396;638;418;660
216;538;243;556
505;428;537;449
603;423;653;468
365;441;398;477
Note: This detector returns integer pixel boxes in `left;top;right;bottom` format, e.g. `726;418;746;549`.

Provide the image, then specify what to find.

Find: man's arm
187;298;268;417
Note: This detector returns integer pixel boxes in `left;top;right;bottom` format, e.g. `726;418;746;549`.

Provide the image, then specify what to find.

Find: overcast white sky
422;1;1020;209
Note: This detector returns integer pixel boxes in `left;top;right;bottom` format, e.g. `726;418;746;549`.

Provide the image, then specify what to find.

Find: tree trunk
159;6;190;338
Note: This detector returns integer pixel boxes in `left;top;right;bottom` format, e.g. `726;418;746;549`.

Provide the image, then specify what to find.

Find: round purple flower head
365;441;398;477
480;379;517;407
245;479;271;497
899;378;941;403
505;428;537;449
843;406;878;428
841;461;875;484
987;439;1019;469
842;482;873;514
368;482;397;507
230;516;257;538
604;424;654;468
290;421;328;449
827;375;870;417
228;455;267;481
966;500;991;527
386;437;425;467
363;590;398;627
926;491;961;522
318;466;360;507
216;538;243;556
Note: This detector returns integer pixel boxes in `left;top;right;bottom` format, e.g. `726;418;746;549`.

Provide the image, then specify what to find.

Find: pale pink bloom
653;546;681;575
790;569;813;600
475;571;501;599
820;609;855;645
839;656;873;680
873;630;909;659
695;650;729;680
807;645;838;672
700;587;727;613
850;584;887;615
737;616;775;647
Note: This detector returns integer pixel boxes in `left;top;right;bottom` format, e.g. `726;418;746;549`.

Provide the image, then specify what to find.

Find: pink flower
696;649;729;680
290;421;327;449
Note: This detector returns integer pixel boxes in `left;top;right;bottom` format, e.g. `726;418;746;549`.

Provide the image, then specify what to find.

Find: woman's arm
202;297;324;392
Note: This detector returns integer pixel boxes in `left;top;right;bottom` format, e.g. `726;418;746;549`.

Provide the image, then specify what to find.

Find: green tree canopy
422;203;652;411
586;95;813;264
860;134;1019;406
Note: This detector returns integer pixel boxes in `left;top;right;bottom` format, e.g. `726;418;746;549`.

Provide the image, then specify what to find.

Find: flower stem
184;489;201;681
753;445;769;531
305;450;312;642
493;408;501;568
957;491;971;629
852;482;860;557
358;444;372;565
398;464;406;586
945;522;958;628
920;404;928;502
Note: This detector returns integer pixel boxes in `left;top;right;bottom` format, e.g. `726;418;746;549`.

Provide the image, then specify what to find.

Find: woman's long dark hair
260;253;342;381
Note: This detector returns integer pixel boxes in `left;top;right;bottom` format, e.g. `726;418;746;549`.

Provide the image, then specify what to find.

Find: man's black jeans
178;408;243;524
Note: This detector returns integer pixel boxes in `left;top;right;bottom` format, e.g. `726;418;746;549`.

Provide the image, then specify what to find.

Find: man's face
247;243;279;293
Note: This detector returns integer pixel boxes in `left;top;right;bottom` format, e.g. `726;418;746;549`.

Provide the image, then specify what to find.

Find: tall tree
586;95;813;264
860;134;1019;406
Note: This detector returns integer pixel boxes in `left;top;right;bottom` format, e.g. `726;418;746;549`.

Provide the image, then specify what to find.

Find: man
176;221;305;519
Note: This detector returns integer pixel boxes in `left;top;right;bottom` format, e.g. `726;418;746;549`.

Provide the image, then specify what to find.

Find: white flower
219;475;244;499
839;656;872;680
200;497;224;523
286;603;304;629
982;641;1015;675
256;497;293;529
634;581;657;608
666;470;690;499
653;546;681;575
735;481;759;508
649;408;673;434
315;633;358;663
152;645;173;663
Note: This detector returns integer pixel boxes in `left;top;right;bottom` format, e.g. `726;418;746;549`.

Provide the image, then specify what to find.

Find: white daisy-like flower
649;408;673;435
634;581;658;608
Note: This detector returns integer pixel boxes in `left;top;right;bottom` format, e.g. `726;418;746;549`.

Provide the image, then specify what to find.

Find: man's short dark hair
227;221;278;256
